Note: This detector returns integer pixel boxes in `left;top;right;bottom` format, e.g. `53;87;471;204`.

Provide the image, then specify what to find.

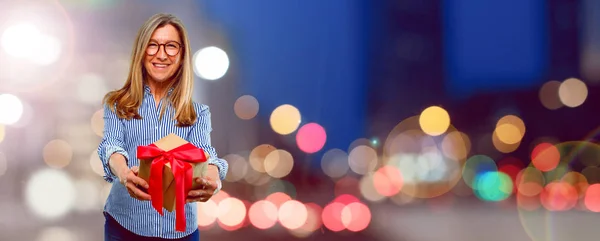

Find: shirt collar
143;84;174;96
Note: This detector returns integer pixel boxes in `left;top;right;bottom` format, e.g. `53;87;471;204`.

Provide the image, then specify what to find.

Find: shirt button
155;126;158;130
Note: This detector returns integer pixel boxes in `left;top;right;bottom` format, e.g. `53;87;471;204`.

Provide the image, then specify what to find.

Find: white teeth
153;64;168;67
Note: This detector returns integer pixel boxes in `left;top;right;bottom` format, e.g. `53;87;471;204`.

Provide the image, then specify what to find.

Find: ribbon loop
137;143;207;232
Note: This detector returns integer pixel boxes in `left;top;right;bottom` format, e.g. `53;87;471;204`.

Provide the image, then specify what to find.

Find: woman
97;13;228;240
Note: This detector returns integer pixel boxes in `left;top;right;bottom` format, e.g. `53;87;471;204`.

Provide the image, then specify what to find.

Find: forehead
150;24;181;43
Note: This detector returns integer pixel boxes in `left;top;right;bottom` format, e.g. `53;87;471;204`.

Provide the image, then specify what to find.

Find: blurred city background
0;0;599;240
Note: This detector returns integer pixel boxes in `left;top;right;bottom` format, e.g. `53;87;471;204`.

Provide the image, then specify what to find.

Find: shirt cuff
208;158;228;181
102;146;129;183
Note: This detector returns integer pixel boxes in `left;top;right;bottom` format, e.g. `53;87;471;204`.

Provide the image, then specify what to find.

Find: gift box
137;133;209;231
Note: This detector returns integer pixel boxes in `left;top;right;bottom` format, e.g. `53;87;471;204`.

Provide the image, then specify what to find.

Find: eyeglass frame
145;41;183;57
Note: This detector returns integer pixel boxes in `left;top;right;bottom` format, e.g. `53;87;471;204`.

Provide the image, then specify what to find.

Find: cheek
144;56;153;67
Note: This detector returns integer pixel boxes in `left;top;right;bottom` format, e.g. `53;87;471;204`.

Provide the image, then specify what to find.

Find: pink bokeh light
296;123;327;153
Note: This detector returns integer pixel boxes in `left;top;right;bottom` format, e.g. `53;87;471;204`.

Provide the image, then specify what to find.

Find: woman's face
144;24;182;84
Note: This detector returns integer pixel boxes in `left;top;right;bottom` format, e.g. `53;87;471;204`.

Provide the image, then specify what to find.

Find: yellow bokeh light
495;115;525;145
249;144;276;173
495;124;522;145
419;106;450;136
270;104;301;135
558;78;588;108
264;149;294;178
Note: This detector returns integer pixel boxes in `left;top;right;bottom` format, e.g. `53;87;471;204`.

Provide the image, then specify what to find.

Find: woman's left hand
187;177;217;203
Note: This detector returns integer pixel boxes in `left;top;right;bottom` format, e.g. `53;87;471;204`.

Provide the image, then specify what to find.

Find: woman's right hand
118;166;151;201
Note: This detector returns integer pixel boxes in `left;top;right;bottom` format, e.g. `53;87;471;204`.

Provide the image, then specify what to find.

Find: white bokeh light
36;226;76;241
1;23;41;58
25;169;76;220
193;46;230;81
0;94;24;125
31;34;62;66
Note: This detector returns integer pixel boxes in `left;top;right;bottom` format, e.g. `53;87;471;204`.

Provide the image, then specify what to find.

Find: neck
147;79;169;99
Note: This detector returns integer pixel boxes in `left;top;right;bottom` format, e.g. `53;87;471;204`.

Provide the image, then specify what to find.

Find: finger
129;175;149;189
131;166;140;173
186;196;209;203
187;190;209;197
201;178;217;190
127;183;151;200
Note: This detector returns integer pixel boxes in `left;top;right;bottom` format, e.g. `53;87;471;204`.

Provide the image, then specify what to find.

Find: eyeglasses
146;41;182;56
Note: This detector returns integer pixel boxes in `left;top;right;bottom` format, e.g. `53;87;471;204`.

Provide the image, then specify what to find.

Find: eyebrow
149;39;181;44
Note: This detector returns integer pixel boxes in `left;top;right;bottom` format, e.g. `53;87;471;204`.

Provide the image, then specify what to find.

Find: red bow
137;143;207;232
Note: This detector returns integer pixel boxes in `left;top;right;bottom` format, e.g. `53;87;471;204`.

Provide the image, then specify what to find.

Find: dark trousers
104;212;199;241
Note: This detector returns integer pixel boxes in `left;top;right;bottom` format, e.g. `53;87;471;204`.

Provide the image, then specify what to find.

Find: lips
152;63;169;69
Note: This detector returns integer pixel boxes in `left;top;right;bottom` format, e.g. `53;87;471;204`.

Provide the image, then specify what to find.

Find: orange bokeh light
584;184;600;212
531;143;560;172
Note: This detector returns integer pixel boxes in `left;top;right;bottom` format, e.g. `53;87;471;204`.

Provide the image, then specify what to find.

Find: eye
148;43;158;48
166;44;178;49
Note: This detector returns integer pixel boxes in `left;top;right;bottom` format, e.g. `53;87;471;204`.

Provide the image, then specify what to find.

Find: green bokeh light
474;171;513;202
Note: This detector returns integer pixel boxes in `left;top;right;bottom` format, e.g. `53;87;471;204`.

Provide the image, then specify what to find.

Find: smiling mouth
153;63;169;69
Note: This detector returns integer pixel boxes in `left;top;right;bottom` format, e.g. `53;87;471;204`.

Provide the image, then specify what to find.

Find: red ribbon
137;143;207;232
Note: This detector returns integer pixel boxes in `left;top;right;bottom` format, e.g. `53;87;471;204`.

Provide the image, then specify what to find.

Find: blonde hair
103;13;196;127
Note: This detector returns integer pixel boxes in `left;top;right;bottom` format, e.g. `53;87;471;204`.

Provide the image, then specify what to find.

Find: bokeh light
419;106;450;136
217;197;247;228
234;95;259;120
584;184;600;212
495;115;526;145
348;145;378;175
278;200;308;230
473;171;513;202
223;154;248;182
341;202;371;232
321;149;350;179
0;93;24;125
539;80;563;110
263;149;294;178
193;46;230;81
269;104;301;135
296;123;327;154
372;165;404;197
197;200;218;227
321;202;346;232
248;200;278;230
531;142;560;172
0;124;4;143
43;139;73;169
441;131;471;161
463;155;497;189
1;23;41;59
558;78;588;108
249;144;276;173
25;169;76;219
89;151;104;176
90;109;104;137
36;226;76;241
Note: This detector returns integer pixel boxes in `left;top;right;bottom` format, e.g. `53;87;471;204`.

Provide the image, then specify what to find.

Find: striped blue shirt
97;85;228;239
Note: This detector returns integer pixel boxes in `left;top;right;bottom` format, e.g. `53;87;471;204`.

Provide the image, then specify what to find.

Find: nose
156;45;168;60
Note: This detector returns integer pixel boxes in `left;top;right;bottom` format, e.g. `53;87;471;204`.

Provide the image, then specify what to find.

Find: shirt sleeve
97;103;130;183
188;104;229;181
